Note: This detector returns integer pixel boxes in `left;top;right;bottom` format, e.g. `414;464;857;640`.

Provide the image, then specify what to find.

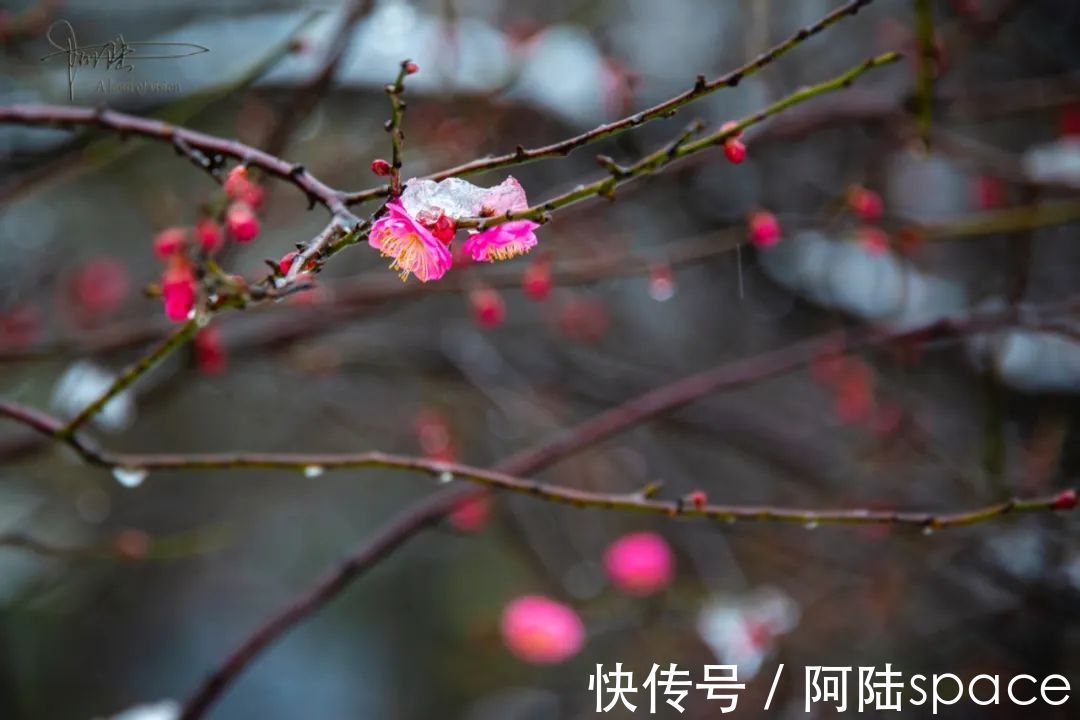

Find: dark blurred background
1;0;1079;718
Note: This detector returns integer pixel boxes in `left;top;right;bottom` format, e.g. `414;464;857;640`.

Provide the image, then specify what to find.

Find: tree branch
0;105;358;219
456;52;901;230
160;303;1079;720
340;0;880;204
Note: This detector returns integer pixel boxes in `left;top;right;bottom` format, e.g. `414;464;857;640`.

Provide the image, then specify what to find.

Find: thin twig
914;0;935;147
340;0;880;204
456;53;902;230
0;105;358;219
161;304;1080;720
4;303;1074;527
57;319;198;439
262;0;376;156
385;59;413;197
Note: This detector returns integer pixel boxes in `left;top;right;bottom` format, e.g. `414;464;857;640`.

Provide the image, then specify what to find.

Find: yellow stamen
373;230;435;282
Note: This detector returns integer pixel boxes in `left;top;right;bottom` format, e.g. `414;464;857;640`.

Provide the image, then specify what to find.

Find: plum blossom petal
368;201;452;282
462;220;539;262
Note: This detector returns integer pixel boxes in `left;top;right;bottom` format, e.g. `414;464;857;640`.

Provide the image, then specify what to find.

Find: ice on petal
479;176;529;214
401;178;488;219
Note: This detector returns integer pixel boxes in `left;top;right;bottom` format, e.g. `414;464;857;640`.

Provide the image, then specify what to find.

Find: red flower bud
70;257;129;319
195;218;224;253
225;202;260;243
223;166;250;199
403;60;419;75
720;122;746;164
522;258;552;301
748;210;781;248
470;287;506;328
431;214;456;244
153;227;187;258
848;186;884;221
370;158;392;176
1052;489;1077;511
687;490;708;509
194;327;227;375
161;260;197;322
278;250;317;275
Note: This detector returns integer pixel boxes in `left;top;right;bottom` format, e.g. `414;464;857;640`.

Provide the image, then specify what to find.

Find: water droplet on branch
112;466;148;488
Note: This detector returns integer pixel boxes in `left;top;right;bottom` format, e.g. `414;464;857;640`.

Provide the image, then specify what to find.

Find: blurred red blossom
448;495;491;533
470;287;506;328
153;227;187;259
557;296;609;343
603;531;674;596
748;210;781;248
194;327;227;376
500;595;584;665
196;218;224;254
69;257;129;321
161;258;197;322
225;202;260;243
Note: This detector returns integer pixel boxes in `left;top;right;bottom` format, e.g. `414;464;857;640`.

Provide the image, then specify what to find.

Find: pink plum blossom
463;176;539;262
371;177;541;281
603;531;674;596
500;595;585;664
368;201;453;282
462;220;539;262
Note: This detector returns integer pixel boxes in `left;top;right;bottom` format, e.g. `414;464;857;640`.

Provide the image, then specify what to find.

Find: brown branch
340;0;880;205
57;320;198;438
160;303;1080;719
385;59;413;197
454;52;901;230
6;306;1075;522
261;0;376;157
0;105;358;219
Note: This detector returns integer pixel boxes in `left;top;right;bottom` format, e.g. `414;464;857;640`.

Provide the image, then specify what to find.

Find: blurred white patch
985;526;1045;581
697;587;799;679
887;150;968;222
263;1;512;96
0;488;45;603
759;230;967;331
98;700;180;720
51;362;135;433
507;25;610;125
112;467;149;489
966;298;1080;393
1022;138;1080;186
1064;554;1080;592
